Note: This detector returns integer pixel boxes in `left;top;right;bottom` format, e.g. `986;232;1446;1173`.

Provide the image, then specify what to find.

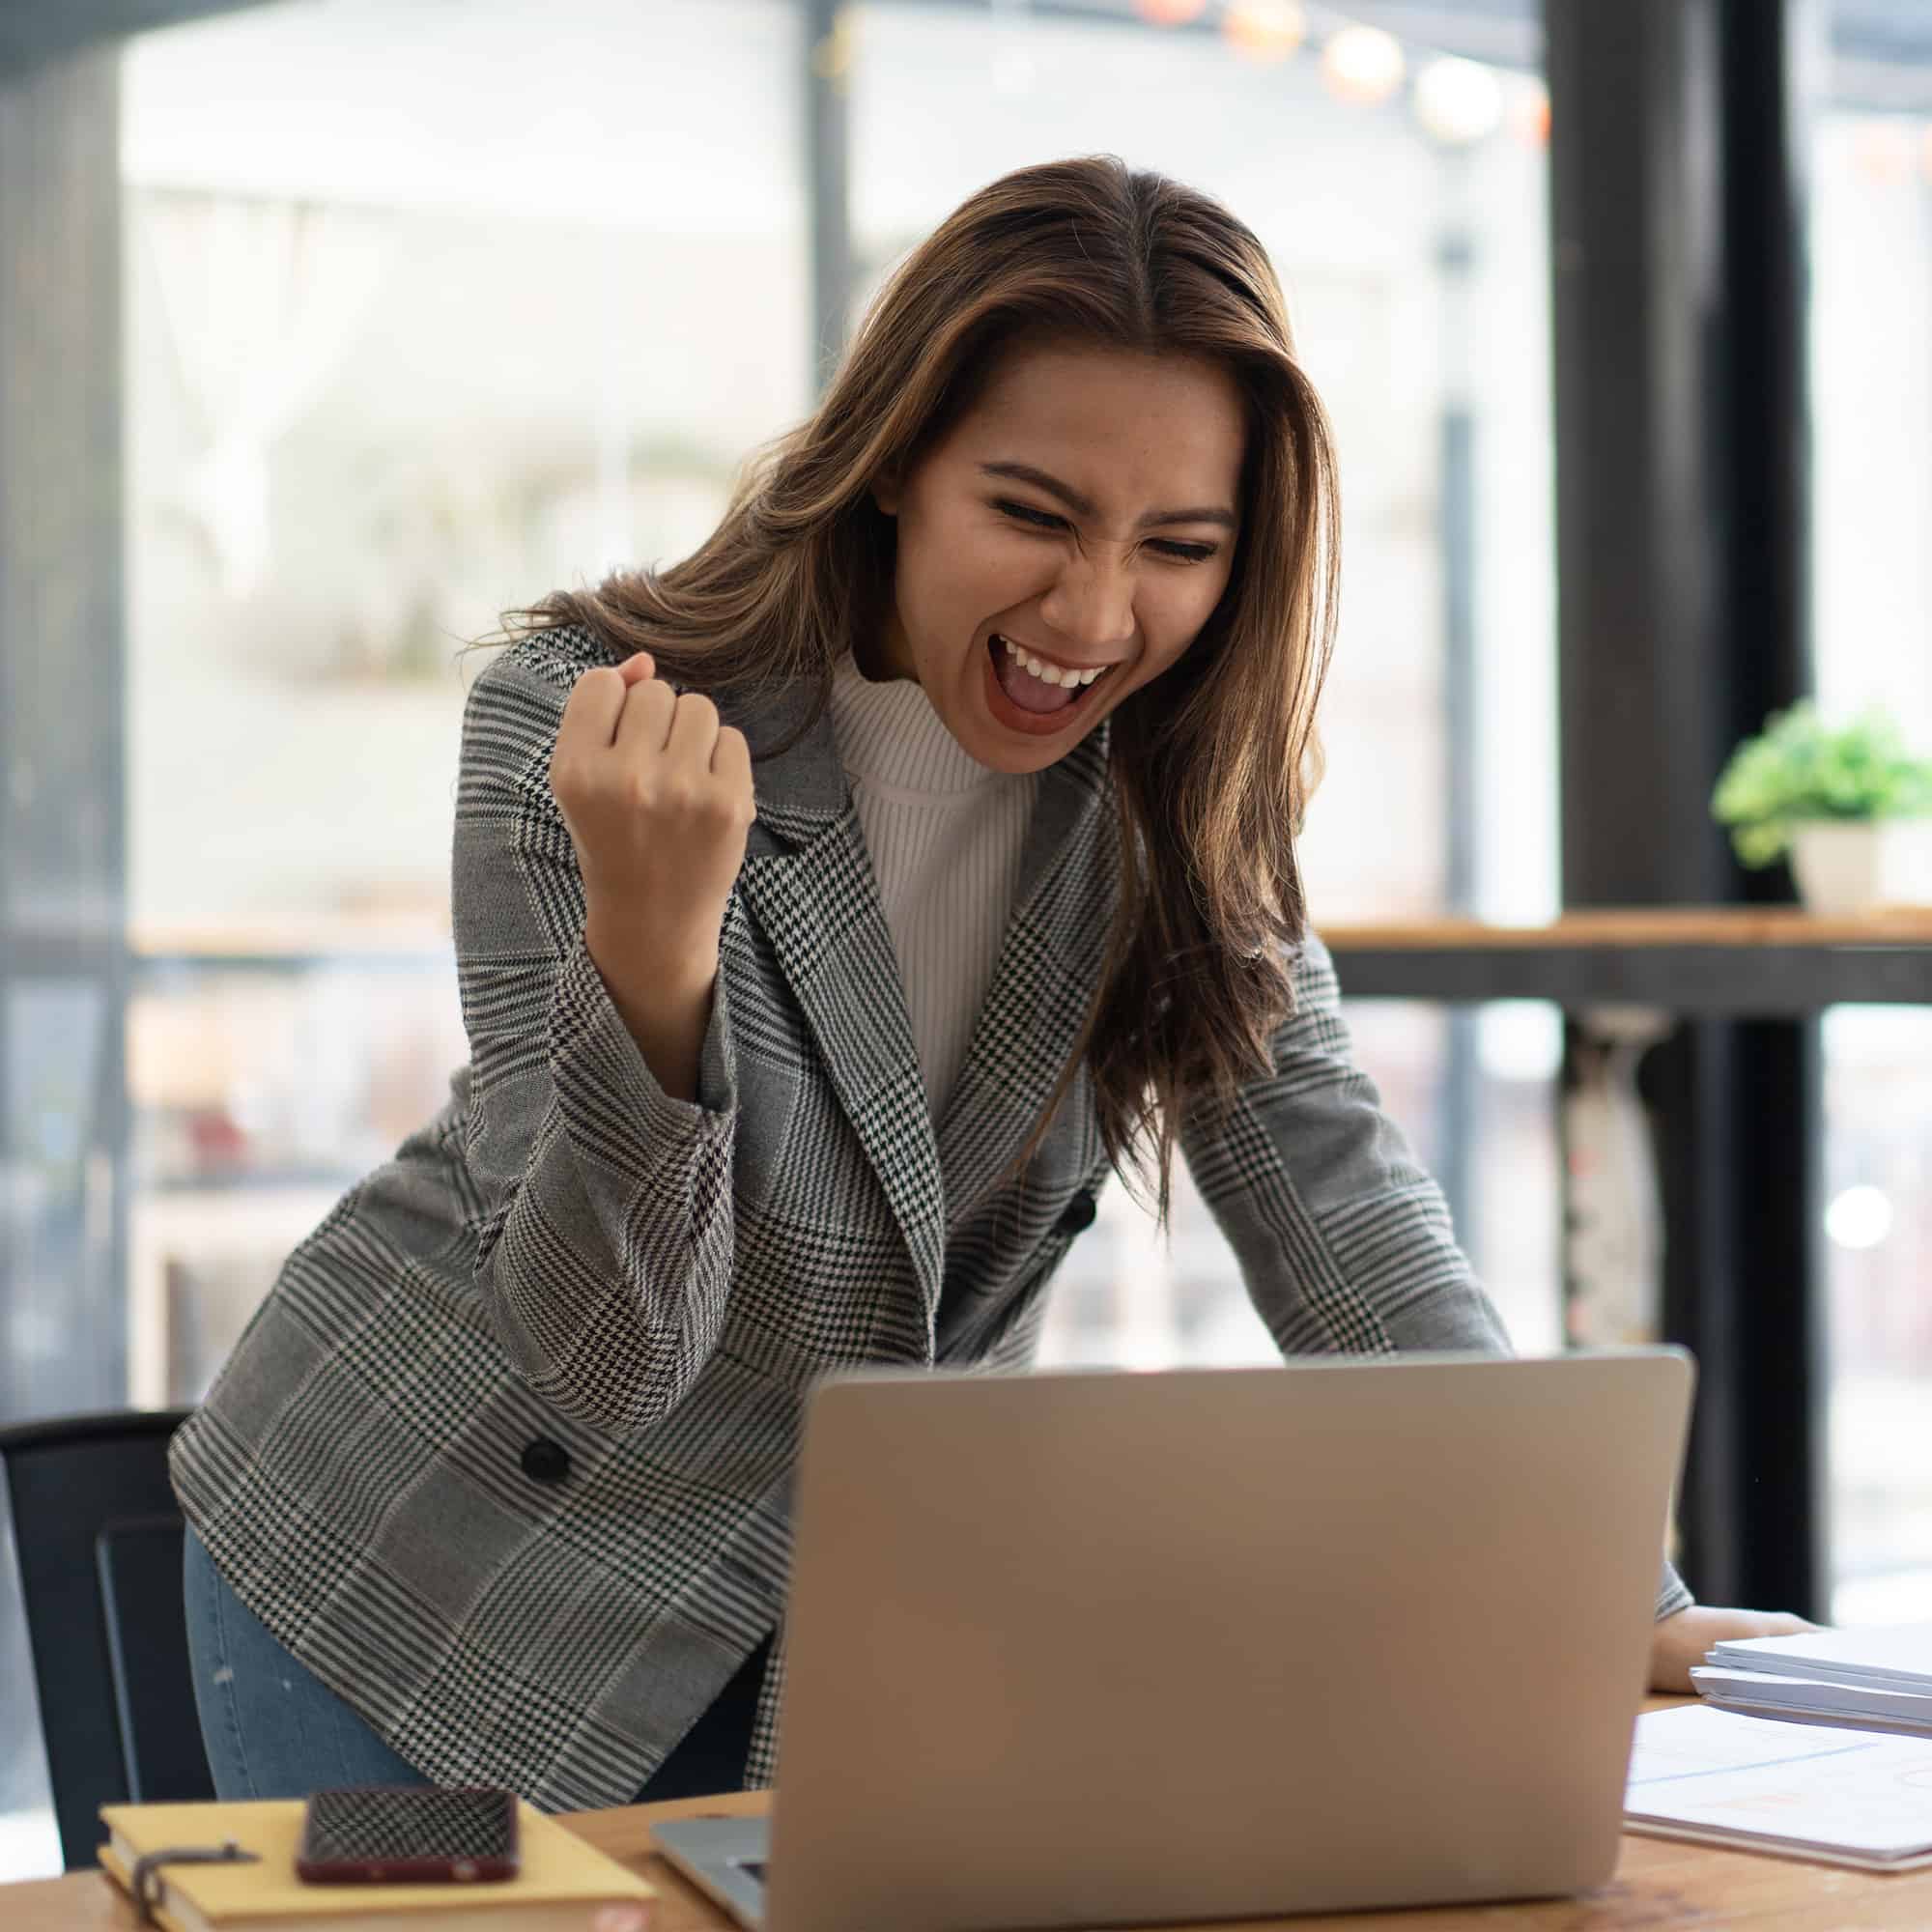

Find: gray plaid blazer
171;624;1689;1811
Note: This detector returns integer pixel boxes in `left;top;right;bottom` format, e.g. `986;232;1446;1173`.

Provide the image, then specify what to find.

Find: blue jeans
182;1525;769;1802
183;1524;426;1800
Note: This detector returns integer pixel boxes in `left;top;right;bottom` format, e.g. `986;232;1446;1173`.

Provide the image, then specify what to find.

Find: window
1807;0;1932;1625
2;0;1575;1880
119;0;810;1403
0;0;810;1880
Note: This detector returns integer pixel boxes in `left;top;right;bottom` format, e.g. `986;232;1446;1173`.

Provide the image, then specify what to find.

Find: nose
1037;542;1136;657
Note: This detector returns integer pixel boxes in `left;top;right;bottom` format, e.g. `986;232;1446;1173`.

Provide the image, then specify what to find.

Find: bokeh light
1826;1184;1895;1252
1321;24;1404;106
1222;0;1307;65
1413;55;1504;145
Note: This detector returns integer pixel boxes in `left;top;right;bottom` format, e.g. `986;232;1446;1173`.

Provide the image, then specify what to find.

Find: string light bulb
1133;0;1208;23
1413;55;1504;145
1321;24;1404;105
1222;0;1307;65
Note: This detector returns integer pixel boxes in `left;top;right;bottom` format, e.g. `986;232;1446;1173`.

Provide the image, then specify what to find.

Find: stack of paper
1625;1704;1932;1869
1690;1624;1932;1737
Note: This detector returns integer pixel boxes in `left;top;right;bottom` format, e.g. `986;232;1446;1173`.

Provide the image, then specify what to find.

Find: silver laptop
654;1350;1692;1931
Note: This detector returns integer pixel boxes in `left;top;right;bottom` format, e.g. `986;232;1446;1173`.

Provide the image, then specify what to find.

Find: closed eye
995;497;1066;533
990;498;1218;564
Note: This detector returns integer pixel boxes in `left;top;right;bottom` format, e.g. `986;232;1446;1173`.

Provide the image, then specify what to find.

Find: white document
1692;1665;1932;1734
1625;1704;1932;1870
1711;1624;1932;1691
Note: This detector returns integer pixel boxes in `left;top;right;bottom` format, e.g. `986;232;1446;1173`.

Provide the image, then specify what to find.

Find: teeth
998;636;1109;688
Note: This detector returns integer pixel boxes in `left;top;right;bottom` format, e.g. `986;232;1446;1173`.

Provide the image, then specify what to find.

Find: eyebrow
978;461;1237;532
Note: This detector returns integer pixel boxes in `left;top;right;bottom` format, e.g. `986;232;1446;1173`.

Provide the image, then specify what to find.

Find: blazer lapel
933;721;1116;1226
731;681;946;1334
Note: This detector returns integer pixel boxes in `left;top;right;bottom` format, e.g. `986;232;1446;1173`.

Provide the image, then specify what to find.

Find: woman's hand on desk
1648;1605;1821;1692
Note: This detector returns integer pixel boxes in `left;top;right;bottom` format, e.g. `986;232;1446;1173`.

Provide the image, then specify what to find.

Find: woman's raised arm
450;638;745;1437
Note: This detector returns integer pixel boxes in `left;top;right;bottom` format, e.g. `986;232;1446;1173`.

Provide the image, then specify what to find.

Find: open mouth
983;633;1119;730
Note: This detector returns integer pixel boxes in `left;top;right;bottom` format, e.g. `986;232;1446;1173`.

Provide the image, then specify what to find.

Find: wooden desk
11;1702;1932;1932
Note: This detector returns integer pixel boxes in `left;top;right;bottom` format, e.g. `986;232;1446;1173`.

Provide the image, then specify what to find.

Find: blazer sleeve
450;646;739;1436
1177;930;1694;1620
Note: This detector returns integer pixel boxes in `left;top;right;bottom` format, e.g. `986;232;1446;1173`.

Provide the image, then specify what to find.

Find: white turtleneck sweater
827;653;1040;1119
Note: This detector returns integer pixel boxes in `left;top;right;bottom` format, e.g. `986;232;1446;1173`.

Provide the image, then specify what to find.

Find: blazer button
521;1436;570;1484
1056;1193;1098;1236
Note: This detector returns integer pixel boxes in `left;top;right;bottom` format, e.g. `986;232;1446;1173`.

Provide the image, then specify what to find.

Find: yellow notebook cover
98;1798;656;1932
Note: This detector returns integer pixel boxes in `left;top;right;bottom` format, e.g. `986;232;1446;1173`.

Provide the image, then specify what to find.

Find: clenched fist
550;651;754;1101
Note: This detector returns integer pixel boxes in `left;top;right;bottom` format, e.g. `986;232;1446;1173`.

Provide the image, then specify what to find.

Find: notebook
1625;1704;1932;1870
98;1797;657;1932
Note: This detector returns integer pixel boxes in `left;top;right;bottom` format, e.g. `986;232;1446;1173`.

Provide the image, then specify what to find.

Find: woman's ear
871;467;902;518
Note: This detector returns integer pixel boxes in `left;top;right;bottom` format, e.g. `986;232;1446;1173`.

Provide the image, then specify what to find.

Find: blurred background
1;0;1929;1879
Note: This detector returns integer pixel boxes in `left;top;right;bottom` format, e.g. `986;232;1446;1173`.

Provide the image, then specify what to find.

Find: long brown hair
496;156;1340;1221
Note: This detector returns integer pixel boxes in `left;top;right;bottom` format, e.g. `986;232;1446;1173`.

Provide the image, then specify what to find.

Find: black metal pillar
1706;0;1826;1619
1546;0;1823;1614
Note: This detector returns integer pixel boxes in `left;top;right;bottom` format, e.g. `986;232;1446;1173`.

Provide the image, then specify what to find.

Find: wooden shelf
99;906;1932;1008
1321;906;1932;1011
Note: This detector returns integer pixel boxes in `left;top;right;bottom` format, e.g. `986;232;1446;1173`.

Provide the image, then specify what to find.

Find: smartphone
296;1785;521;1884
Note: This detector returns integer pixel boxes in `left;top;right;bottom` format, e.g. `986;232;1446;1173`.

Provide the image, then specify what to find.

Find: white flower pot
1787;819;1932;914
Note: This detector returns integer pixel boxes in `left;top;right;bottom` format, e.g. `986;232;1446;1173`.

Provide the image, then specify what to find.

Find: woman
174;156;1804;1810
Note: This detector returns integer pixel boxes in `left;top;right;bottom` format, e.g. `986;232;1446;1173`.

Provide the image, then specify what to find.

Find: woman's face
871;339;1246;773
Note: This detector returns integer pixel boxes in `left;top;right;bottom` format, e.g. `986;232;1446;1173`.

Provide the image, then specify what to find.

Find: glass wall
1807;0;1932;1625
122;0;1572;1403
2;0;1565;1879
0;0;810;1879
119;0;810;1406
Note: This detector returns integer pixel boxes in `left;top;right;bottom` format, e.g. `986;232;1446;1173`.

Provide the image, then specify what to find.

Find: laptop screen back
763;1350;1691;1932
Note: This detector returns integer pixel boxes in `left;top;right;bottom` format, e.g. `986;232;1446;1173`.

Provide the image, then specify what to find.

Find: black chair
0;1408;214;1869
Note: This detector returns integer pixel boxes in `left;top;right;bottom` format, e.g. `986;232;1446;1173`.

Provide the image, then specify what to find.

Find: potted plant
1711;702;1932;913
